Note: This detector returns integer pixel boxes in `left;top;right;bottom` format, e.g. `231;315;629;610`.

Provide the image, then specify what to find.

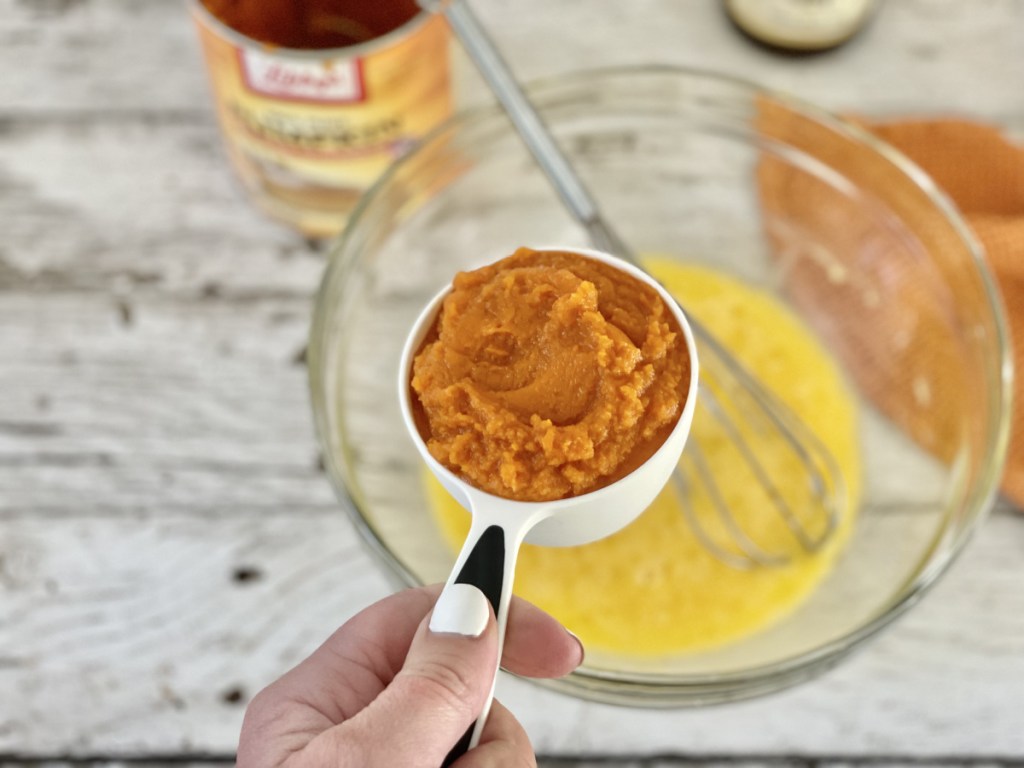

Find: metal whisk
430;0;845;568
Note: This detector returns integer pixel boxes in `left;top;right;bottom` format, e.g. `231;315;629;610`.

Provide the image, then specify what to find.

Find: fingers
239;584;584;768
268;584;581;720
451;699;536;768
311;584;499;768
503;596;584;678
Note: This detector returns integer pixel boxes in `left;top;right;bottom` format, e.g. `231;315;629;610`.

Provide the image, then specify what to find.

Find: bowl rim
308;64;1013;702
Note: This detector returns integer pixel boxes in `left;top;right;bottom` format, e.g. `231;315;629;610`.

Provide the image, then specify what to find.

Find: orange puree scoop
410;247;691;502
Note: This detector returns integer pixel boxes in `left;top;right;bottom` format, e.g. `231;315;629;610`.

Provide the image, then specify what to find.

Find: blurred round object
725;0;878;51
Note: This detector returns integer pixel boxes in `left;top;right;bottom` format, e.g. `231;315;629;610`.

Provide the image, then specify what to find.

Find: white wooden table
2;1;1023;765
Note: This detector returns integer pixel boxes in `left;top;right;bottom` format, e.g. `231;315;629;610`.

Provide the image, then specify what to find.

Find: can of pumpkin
189;0;453;237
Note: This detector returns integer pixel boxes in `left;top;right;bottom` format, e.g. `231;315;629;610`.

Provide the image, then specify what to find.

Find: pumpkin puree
410;247;690;502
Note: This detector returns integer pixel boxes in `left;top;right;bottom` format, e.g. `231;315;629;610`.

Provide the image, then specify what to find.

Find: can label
191;6;453;235
239;50;364;102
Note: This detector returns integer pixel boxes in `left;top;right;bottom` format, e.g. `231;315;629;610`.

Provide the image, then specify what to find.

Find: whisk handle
440;0;605;229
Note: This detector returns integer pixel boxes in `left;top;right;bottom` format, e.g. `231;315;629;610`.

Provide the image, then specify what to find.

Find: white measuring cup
397;246;699;759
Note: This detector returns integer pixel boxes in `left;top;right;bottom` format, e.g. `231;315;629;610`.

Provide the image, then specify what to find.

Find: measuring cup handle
453;523;506;613
439;519;522;766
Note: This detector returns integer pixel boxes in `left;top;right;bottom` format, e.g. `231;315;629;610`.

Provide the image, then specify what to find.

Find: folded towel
864;120;1024;505
756;107;1022;507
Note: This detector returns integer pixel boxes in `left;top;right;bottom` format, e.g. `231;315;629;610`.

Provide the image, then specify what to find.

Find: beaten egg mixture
428;260;860;654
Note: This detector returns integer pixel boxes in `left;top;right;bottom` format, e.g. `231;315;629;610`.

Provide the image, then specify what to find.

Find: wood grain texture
4;762;1024;768
0;294;329;514
0;513;392;754
2;0;1024;762
1;510;1023;756
0;115;320;301
3;762;1023;768
1;0;1021;124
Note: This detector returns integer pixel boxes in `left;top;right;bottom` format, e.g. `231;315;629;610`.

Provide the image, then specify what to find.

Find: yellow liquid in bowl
428;261;861;654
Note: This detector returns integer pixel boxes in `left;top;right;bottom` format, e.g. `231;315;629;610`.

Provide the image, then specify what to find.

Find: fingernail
429;584;490;637
566;628;586;667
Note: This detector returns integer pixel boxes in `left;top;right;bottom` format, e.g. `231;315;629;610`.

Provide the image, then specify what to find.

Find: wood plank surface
1;0;1021;124
2;509;1023;757
6;762;1024;768
2;0;1024;763
3;762;1024;768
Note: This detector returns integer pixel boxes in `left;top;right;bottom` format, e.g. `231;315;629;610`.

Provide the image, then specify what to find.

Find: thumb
317;584;498;768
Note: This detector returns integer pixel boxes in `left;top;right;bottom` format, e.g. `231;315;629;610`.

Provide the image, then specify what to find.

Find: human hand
238;583;584;768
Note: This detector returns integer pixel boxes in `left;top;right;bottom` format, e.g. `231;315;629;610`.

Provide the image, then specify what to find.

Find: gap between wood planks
2;753;1024;767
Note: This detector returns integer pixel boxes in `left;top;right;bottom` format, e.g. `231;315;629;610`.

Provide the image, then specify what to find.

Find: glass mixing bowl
308;67;1011;704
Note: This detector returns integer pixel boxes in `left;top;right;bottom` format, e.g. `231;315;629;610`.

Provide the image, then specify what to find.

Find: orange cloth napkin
862;120;1024;506
756;107;1023;507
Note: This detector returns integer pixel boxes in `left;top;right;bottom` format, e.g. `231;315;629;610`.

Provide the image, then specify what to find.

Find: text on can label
240;49;364;103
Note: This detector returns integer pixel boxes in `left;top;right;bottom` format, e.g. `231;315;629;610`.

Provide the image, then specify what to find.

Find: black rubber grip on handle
454;525;505;612
441;525;506;767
